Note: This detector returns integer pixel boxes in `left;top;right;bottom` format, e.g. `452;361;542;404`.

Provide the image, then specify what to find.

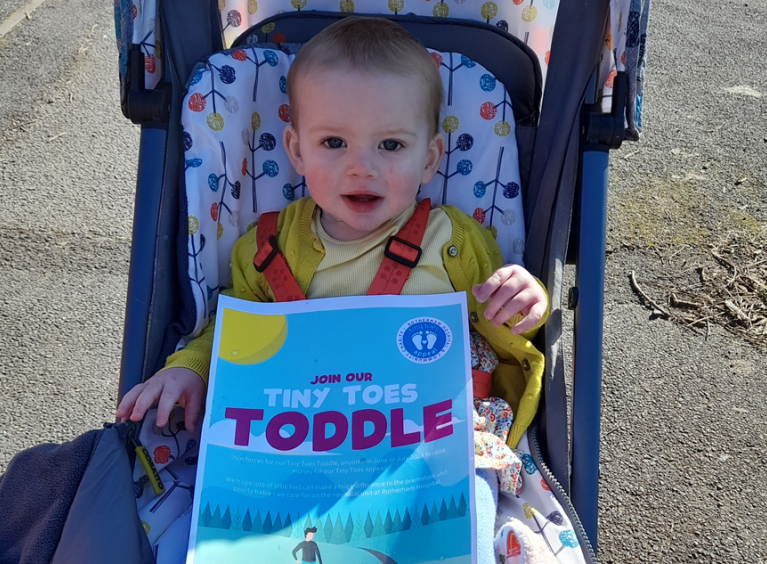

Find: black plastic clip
122;45;171;125
253;235;279;272
582;71;627;150
384;236;422;268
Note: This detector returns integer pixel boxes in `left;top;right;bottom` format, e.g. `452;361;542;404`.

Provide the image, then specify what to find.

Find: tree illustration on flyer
186;294;476;564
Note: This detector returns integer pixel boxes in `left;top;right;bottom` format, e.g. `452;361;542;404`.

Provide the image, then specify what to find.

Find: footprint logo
398;318;452;363
411;330;439;351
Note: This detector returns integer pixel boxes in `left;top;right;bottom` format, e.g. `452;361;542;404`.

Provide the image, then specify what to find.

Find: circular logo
397;317;452;364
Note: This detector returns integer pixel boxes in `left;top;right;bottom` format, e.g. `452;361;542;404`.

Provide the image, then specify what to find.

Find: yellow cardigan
165;197;548;448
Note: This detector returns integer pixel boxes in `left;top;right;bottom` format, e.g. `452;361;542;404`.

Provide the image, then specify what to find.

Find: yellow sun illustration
218;309;287;365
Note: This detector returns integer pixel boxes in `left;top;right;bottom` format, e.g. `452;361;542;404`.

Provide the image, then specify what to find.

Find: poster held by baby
187;293;476;564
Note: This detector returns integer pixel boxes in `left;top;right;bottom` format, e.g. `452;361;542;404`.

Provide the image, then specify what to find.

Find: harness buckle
253;235;279;273
384;236;422;269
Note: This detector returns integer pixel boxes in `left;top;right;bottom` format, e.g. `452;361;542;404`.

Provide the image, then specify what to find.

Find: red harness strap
367;198;430;296
472;370;493;399
253;199;432;302
252;212;307;302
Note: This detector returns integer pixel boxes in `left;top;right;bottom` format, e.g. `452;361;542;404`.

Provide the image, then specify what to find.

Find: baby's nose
346;147;378;178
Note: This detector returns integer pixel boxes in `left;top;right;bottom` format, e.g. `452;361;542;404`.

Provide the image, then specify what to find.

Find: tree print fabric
214;0;561;85
599;0;650;139
132;407;200;549
122;0;647;137
212;0;643;124
128;0;162;90
494;518;560;564
495;434;588;564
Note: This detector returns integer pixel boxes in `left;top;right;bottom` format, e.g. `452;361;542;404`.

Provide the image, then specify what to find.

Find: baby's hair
286;16;444;137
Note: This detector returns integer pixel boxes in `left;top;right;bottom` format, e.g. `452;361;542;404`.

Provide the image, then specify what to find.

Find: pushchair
0;0;649;562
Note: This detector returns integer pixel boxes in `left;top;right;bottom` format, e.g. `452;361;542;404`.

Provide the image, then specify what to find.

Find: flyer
187;293;476;564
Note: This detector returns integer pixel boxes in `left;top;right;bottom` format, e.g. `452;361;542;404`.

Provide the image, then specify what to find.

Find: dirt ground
595;0;766;561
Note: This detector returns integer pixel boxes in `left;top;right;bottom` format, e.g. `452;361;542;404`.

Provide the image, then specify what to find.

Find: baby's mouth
344;194;381;203
343;194;383;213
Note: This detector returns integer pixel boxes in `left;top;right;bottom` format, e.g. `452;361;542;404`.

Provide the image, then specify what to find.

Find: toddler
117;16;548;564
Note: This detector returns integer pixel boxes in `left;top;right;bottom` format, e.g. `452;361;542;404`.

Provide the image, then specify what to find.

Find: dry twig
670;293;702;309
629;271;671;318
725;300;750;326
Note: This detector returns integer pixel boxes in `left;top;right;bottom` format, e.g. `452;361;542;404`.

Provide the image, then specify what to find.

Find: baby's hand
472;264;547;335
116;367;206;432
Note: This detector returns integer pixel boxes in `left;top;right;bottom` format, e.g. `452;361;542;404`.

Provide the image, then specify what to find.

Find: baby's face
284;69;444;241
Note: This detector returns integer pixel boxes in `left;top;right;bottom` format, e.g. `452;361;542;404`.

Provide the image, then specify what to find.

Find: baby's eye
323;137;345;149
380;139;402;151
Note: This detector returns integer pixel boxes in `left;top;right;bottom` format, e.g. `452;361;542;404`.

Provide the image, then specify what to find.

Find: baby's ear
421;133;445;185
283;125;305;175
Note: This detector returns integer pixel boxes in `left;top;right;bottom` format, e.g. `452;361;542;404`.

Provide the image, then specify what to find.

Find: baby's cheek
304;168;333;193
388;167;422;191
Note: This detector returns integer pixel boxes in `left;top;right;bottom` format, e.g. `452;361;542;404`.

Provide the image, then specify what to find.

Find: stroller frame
117;0;626;553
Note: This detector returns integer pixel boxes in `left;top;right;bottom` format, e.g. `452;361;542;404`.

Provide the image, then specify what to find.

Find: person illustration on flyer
292;527;324;564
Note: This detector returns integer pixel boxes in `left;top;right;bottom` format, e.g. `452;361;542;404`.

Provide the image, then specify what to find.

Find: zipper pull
132;432;165;496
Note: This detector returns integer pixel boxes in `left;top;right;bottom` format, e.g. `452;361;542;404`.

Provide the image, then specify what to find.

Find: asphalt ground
0;0;28;26
0;0;136;458
0;0;765;562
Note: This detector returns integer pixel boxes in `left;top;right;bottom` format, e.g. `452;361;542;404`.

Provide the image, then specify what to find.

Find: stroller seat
120;12;593;563
110;0;651;561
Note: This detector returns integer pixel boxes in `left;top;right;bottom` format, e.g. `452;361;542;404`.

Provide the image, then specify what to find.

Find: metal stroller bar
571;69;627;546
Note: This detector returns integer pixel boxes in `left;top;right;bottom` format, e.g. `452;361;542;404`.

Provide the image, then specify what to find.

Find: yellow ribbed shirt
308;202;454;298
